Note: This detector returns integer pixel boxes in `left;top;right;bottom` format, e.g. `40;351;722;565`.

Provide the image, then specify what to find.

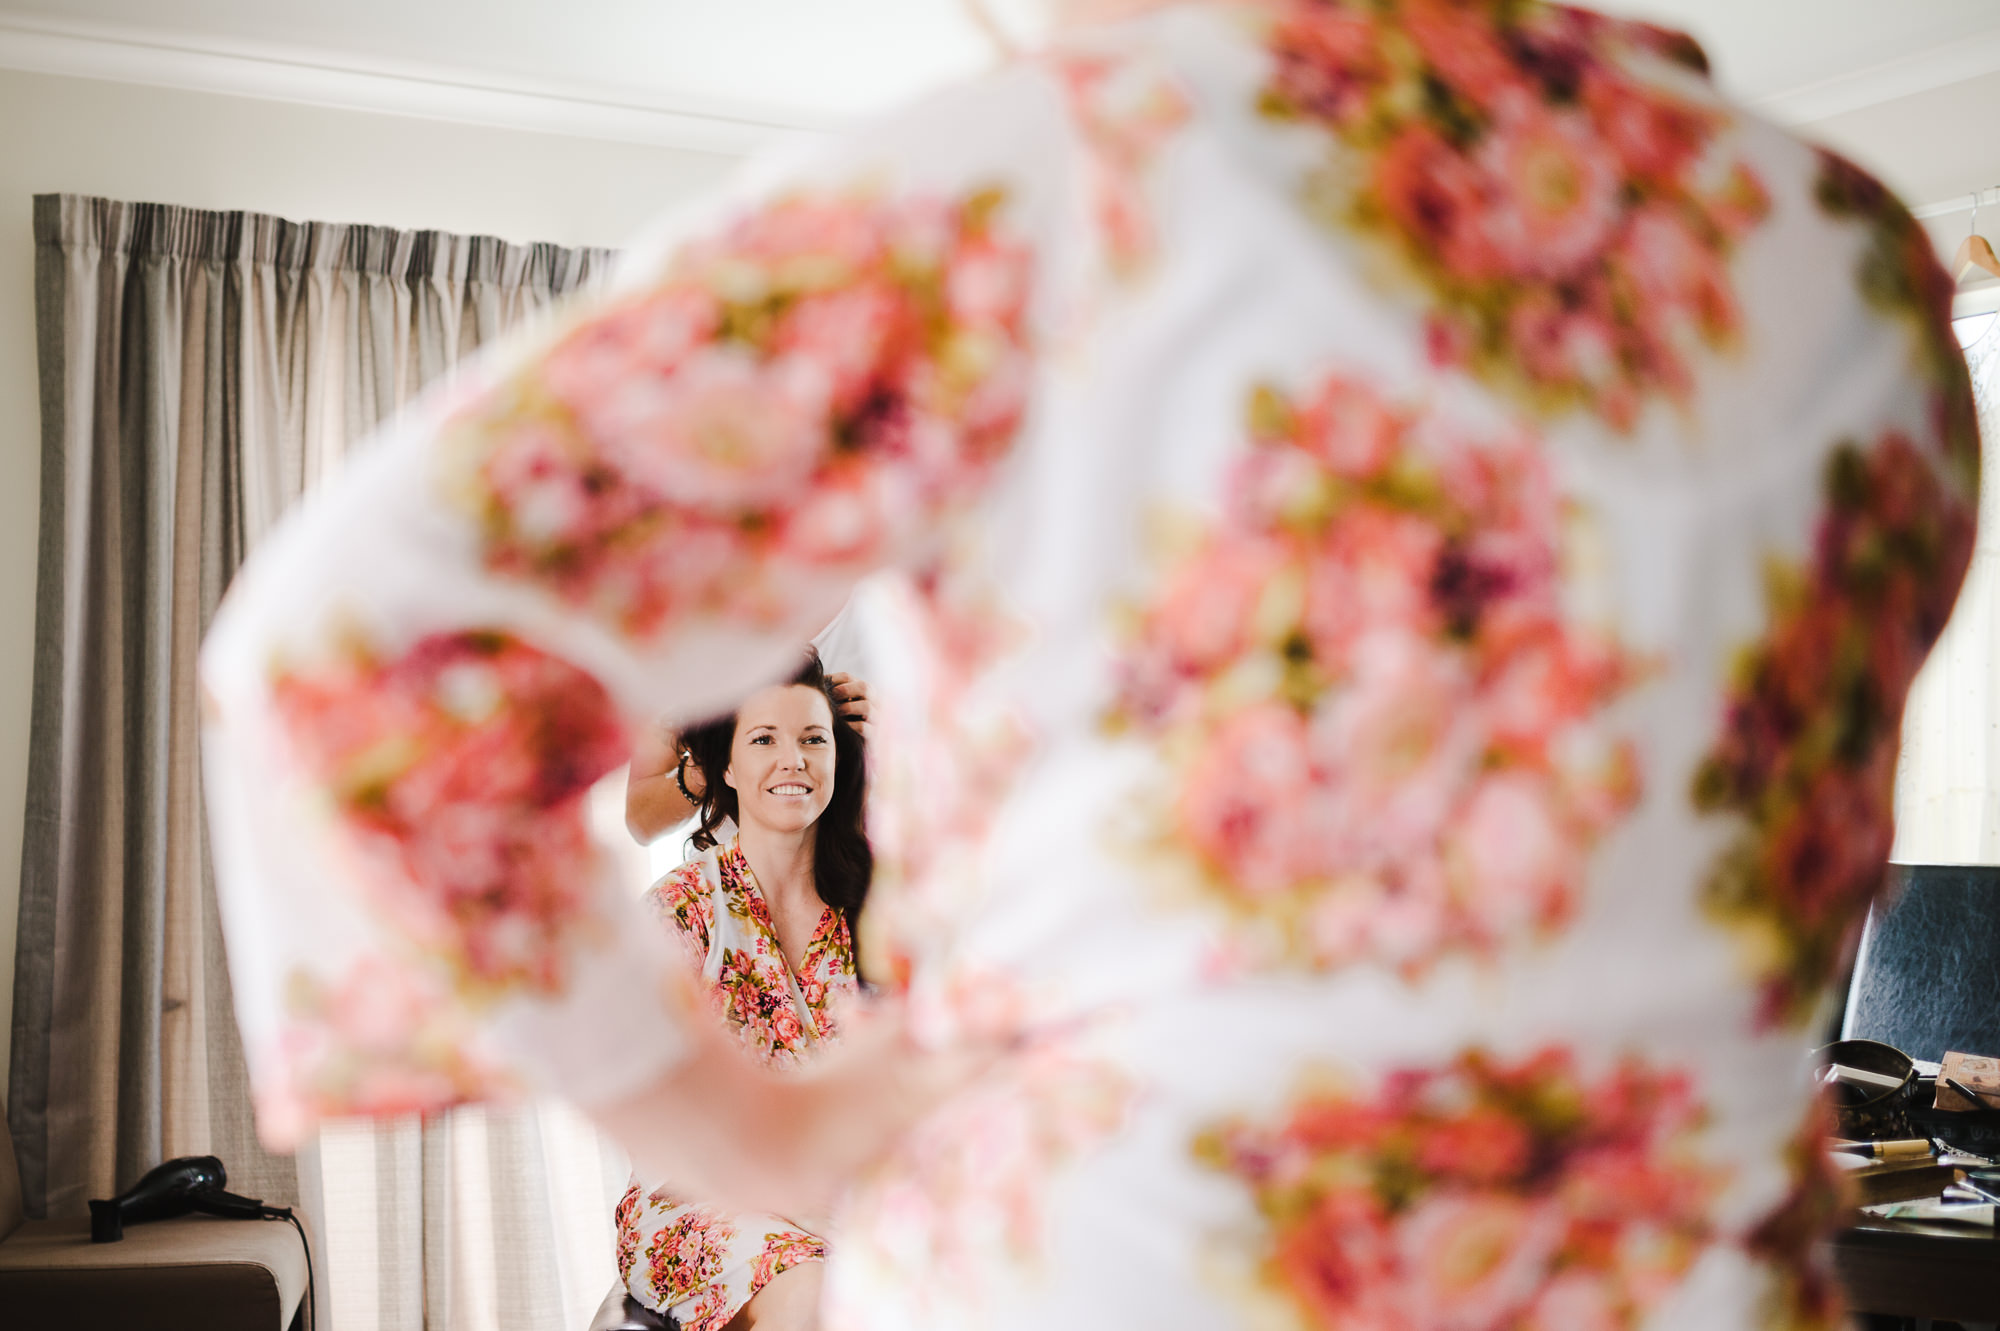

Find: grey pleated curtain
12;192;629;1331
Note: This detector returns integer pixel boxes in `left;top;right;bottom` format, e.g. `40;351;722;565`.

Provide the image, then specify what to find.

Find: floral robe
613;839;856;1330
202;3;1978;1328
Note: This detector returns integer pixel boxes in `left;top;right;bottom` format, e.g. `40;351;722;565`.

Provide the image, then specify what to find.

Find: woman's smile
725;683;838;834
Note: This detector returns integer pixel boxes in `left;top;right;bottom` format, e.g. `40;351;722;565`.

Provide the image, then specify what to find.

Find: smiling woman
682;650;874;970
612;650;869;1331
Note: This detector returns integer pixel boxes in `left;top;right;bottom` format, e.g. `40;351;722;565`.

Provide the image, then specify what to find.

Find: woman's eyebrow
743;723;778;734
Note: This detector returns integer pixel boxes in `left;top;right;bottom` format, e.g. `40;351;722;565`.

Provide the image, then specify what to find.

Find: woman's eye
749;735;771;745
804;735;827;745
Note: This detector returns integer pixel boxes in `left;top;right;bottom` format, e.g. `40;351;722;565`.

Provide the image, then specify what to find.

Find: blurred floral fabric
610;838;856;1329
201;2;1975;1329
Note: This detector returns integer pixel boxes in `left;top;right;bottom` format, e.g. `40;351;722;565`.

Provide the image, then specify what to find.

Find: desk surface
1832;1216;2000;1321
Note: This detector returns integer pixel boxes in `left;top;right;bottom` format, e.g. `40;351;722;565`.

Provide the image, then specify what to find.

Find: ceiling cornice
0;6;1993;191
0;10;832;156
1754;22;2000;126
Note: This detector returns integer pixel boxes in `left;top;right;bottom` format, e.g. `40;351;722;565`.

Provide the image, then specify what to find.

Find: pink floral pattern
1259;0;1768;427
442;188;1035;636
795;909;853;1025
1111;373;1641;973
678;1287;732;1331
264;956;509;1139
865;557;1038;1003
750;1229;828;1292
1742;1099;1851;1331
650;861;717;965
618;1187;825;1331
836;1041;1131;1315
1196;1048;1716;1331
1812;150;1981;489
271;630;629;996
645;841;856;1054
644;1209;734;1305
192;9;1970;1325
1055;48;1192;274
615;1182;643;1279
619;838;856;1326
1692;431;1975;1027
715;947;811;1056
1677;147;1976;1325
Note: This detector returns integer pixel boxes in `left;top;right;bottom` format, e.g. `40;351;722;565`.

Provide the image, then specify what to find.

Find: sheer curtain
1893;310;2000;863
12;192;633;1331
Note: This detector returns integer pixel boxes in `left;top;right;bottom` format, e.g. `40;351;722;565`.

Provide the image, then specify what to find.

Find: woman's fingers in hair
677;748;707;799
826;672;871;738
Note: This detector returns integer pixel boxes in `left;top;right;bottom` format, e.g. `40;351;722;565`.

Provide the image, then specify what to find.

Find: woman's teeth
770;783;811;796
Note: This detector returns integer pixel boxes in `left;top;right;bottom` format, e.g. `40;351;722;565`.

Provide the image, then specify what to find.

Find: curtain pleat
11;192;628;1331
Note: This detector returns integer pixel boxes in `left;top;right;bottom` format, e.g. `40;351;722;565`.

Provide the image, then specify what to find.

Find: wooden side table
1831;1216;2000;1325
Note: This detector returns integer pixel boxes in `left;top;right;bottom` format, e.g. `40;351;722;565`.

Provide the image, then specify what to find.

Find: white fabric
1894;312;2000;863
200;5;1973;1328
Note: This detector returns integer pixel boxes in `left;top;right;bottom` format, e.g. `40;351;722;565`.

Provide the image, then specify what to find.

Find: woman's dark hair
680;648;871;967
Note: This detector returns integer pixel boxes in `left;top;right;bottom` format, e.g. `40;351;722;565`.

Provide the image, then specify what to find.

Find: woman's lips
768;782;813;796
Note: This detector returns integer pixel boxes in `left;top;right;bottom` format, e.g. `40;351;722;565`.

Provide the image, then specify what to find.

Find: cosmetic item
1933;1051;2000;1112
1813;1039;1920;1139
1822;1064;1909;1093
1830;1137;1936;1160
1963;1167;2000;1202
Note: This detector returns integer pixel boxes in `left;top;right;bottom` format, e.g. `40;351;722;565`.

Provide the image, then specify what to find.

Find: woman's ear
723;763;737;793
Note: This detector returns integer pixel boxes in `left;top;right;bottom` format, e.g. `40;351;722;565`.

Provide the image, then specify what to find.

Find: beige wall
0;67;741;1103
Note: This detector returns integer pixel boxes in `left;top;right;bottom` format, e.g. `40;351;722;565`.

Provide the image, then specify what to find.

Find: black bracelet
673;749;697;805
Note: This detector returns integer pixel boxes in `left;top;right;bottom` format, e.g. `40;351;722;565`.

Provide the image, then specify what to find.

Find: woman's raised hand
826;672;871;740
591;991;992;1218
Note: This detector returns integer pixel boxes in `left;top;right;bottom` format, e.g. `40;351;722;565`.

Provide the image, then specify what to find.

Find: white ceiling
0;0;1001;124
2;0;1998;208
1593;0;1997;103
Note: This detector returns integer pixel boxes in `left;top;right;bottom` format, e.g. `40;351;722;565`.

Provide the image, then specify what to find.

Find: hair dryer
88;1155;270;1242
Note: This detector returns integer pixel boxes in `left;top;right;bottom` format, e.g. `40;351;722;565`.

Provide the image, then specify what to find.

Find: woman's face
724;684;837;836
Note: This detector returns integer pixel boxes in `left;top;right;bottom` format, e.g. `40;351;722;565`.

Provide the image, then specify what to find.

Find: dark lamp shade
1842;864;2000;1065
